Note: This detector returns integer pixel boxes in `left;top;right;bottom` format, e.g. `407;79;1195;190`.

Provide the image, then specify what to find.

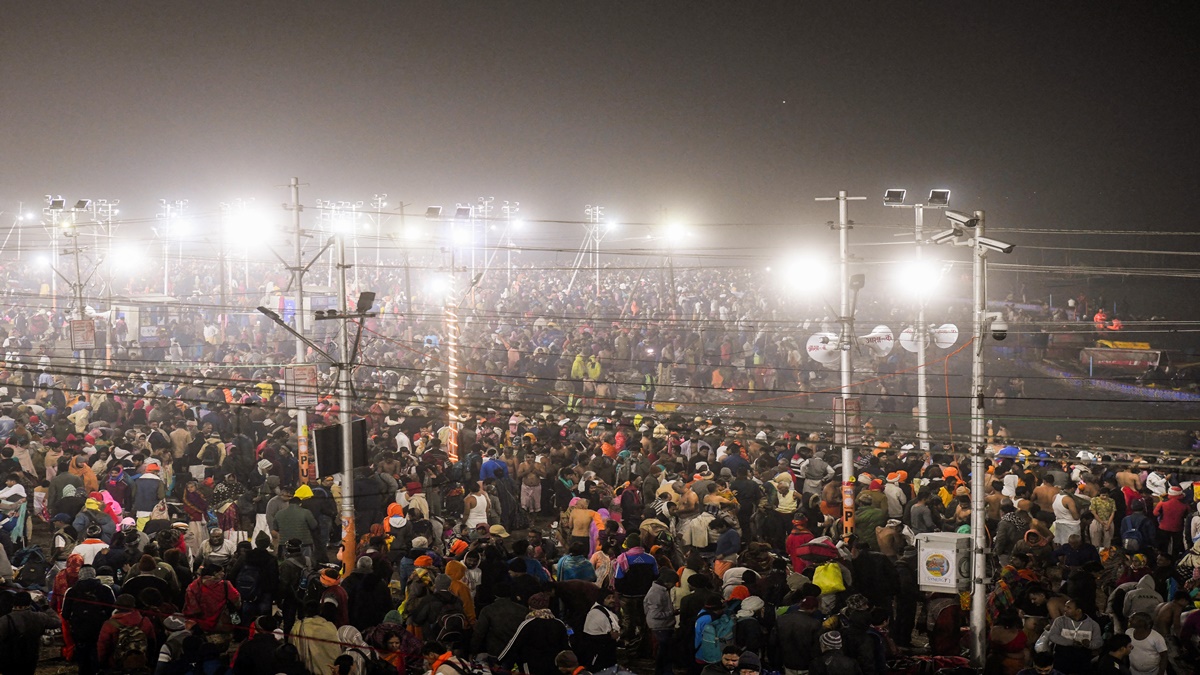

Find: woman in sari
181;480;210;558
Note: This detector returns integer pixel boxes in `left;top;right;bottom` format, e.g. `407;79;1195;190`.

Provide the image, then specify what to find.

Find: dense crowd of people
0;242;1194;675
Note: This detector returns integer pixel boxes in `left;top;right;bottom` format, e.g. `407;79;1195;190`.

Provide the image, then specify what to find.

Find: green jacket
273;503;317;545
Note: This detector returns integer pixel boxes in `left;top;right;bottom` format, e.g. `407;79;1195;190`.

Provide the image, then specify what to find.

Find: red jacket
183;578;241;632
97;610;157;666
1154;495;1190;533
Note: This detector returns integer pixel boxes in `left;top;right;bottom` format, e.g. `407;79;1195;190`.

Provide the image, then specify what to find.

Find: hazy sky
2;2;1197;240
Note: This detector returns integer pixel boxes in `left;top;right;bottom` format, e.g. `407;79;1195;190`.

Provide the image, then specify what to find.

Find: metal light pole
335;232;356;566
44;196;65;314
288;178;313;486
969;209;988;668
816;190;866;530
502;200;519;287
886;189;950;453
372;194;387;270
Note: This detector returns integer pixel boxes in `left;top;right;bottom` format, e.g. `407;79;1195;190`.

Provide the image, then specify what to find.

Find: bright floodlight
452;227;473;247
894;259;942;297
33;254;50;268
107;243;144;274
883;189;907;205
606;219;618;231
74;199;92;210
454;206;472;220
664;221;688;242
927;189;950;207
426;274;450;296
425;206;443;219
49;198;65;211
782;252;831;294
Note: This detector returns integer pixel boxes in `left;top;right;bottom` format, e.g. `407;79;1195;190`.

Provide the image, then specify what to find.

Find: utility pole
288;178;312;486
62;209;90;393
815;190;866;536
335;232;357;566
969;209;988;668
914;205;929;454
401;202;413;315
44;196;65;314
502;200;519;287
372;194;387;270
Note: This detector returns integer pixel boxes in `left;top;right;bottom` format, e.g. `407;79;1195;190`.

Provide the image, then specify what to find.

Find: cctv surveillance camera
975;237;1016;254
991;319;1009;341
929;228;963;244
945;210;980;228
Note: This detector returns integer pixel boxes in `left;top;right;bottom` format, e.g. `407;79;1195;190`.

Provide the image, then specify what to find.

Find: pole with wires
336;232;357;566
816;190;865;538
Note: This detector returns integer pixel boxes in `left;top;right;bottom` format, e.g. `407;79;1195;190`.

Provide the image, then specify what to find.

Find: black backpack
14;547;50;589
234;564;263;603
352;649;397;675
435;610;470;648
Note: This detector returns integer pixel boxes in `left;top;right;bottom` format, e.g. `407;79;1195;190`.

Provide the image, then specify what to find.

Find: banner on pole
287;364;319;407
70;319;96;351
833;397;862;446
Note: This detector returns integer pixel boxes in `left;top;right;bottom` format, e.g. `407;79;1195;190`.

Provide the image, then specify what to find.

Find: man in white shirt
580;594;622;670
73;526;110;564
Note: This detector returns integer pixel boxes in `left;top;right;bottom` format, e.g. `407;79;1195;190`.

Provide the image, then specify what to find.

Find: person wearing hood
412;573;467;647
302;478;337;563
47;458;84;515
1123;574;1164;623
343;555;394;630
273;485;318;554
68;453;100;493
61;564;118;675
336;624;376;674
97;593;157;670
73;496;116;545
734;596;767;655
444;559;477;623
645;568;678;675
196;527;238;570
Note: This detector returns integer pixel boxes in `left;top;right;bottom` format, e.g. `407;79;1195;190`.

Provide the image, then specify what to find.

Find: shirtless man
1154;590;1192;638
568;498;600;549
675;482;700;519
1116;464;1143;492
985;481;1006;522
1032;475;1060;514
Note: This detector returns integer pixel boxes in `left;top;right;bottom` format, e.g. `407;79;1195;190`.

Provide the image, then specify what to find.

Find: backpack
112;621;150;669
696;613;735;664
67;585;111;641
1;614;40;668
352;649;399;675
234;564;263;603
14;547;50;589
435;611;471;648
1122;514;1150;552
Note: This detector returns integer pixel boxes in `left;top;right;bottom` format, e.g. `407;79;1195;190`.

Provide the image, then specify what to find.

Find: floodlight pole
816;190;865;538
969;210;988;668
335;232;357;568
288;178;313;485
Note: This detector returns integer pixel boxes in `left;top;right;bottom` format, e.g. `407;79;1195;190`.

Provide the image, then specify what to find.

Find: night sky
3;2;1198;240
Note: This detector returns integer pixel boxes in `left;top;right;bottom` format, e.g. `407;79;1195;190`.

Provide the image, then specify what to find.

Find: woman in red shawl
52;553;84;612
53;553;85;660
